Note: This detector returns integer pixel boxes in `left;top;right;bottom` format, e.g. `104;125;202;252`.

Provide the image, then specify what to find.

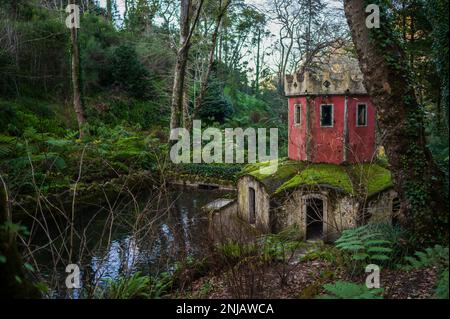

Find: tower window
320;104;333;127
294;104;301;125
357;104;367;126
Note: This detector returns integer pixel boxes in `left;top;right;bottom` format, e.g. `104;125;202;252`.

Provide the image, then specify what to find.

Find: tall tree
343;0;447;242
106;0;112;21
268;0;344;92
169;0;204;133
192;0;231;122
69;0;86;138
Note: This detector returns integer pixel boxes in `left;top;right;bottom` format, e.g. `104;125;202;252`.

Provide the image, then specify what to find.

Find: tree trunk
182;82;191;128
106;0;112;21
170;0;191;133
0;177;40;298
70;0;86;139
344;0;447;242
169;0;204;134
254;28;261;95
192;0;230;121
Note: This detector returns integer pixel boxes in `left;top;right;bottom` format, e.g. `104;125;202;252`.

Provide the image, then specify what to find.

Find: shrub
216;239;258;263
104;44;151;98
260;227;304;262
198;79;234;124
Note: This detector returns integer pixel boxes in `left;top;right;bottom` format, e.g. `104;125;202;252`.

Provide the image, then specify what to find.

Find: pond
22;187;234;298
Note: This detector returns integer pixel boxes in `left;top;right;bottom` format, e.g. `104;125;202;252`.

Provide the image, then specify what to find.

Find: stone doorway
305;198;324;240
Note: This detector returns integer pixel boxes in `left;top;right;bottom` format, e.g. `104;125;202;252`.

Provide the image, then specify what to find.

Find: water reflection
28;188;232;298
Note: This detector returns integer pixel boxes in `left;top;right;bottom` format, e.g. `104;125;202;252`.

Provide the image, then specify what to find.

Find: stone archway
301;194;328;240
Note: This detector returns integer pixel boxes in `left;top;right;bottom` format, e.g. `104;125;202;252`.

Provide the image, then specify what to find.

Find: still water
25;188;233;298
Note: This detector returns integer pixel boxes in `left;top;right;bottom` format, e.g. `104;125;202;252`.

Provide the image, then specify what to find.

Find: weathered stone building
206;50;398;241
236;160;396;241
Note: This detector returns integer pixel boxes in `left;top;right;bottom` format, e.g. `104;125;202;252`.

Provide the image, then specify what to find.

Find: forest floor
172;258;439;299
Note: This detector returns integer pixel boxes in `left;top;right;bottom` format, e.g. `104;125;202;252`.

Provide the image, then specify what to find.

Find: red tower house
285;53;376;164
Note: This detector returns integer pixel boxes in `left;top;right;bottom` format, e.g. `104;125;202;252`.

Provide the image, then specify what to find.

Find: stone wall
235;175;396;241
274;188;361;241
366;189;397;224
207;199;262;243
237;176;271;233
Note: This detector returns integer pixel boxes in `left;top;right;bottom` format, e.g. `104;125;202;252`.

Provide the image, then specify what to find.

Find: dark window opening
320;104;333;127
294;104;301;124
306;198;324;240
392;197;400;226
358;205;371;225
357;104;367;126
198;183;219;190
249;187;256;224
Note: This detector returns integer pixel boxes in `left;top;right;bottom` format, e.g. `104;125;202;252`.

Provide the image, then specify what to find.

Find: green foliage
300;244;343;264
350;164;393;197
0;221;30;237
100;271;172;299
177;163;242;182
0;135;15;158
216;239;258;262
103;44;152;98
198;76;234;124
435;269;449;299
223;86;268;127
277;163;353;194
198;280;213;298
274;162;392;195
317;281;383;299
216;227;303;265
259;227;304;262
335;225;393;268
402;245;449;271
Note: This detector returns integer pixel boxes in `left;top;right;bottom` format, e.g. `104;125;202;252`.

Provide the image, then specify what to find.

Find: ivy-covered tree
344;0;448;243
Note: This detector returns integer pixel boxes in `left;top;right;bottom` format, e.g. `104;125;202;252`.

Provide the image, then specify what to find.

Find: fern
100;271;172;299
435;270;449;299
335;225;393;265
317;281;383;299
101;272;150;299
402;245;449;271
0;135;15;158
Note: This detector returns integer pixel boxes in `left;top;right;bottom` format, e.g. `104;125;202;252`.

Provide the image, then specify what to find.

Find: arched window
249;187;256;224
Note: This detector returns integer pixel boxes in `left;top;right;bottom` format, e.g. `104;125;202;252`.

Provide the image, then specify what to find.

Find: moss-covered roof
239;158;305;194
241;159;393;197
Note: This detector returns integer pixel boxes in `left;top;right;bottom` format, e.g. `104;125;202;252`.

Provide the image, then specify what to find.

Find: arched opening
305;198;324;240
392;197;400;226
248;187;256;225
